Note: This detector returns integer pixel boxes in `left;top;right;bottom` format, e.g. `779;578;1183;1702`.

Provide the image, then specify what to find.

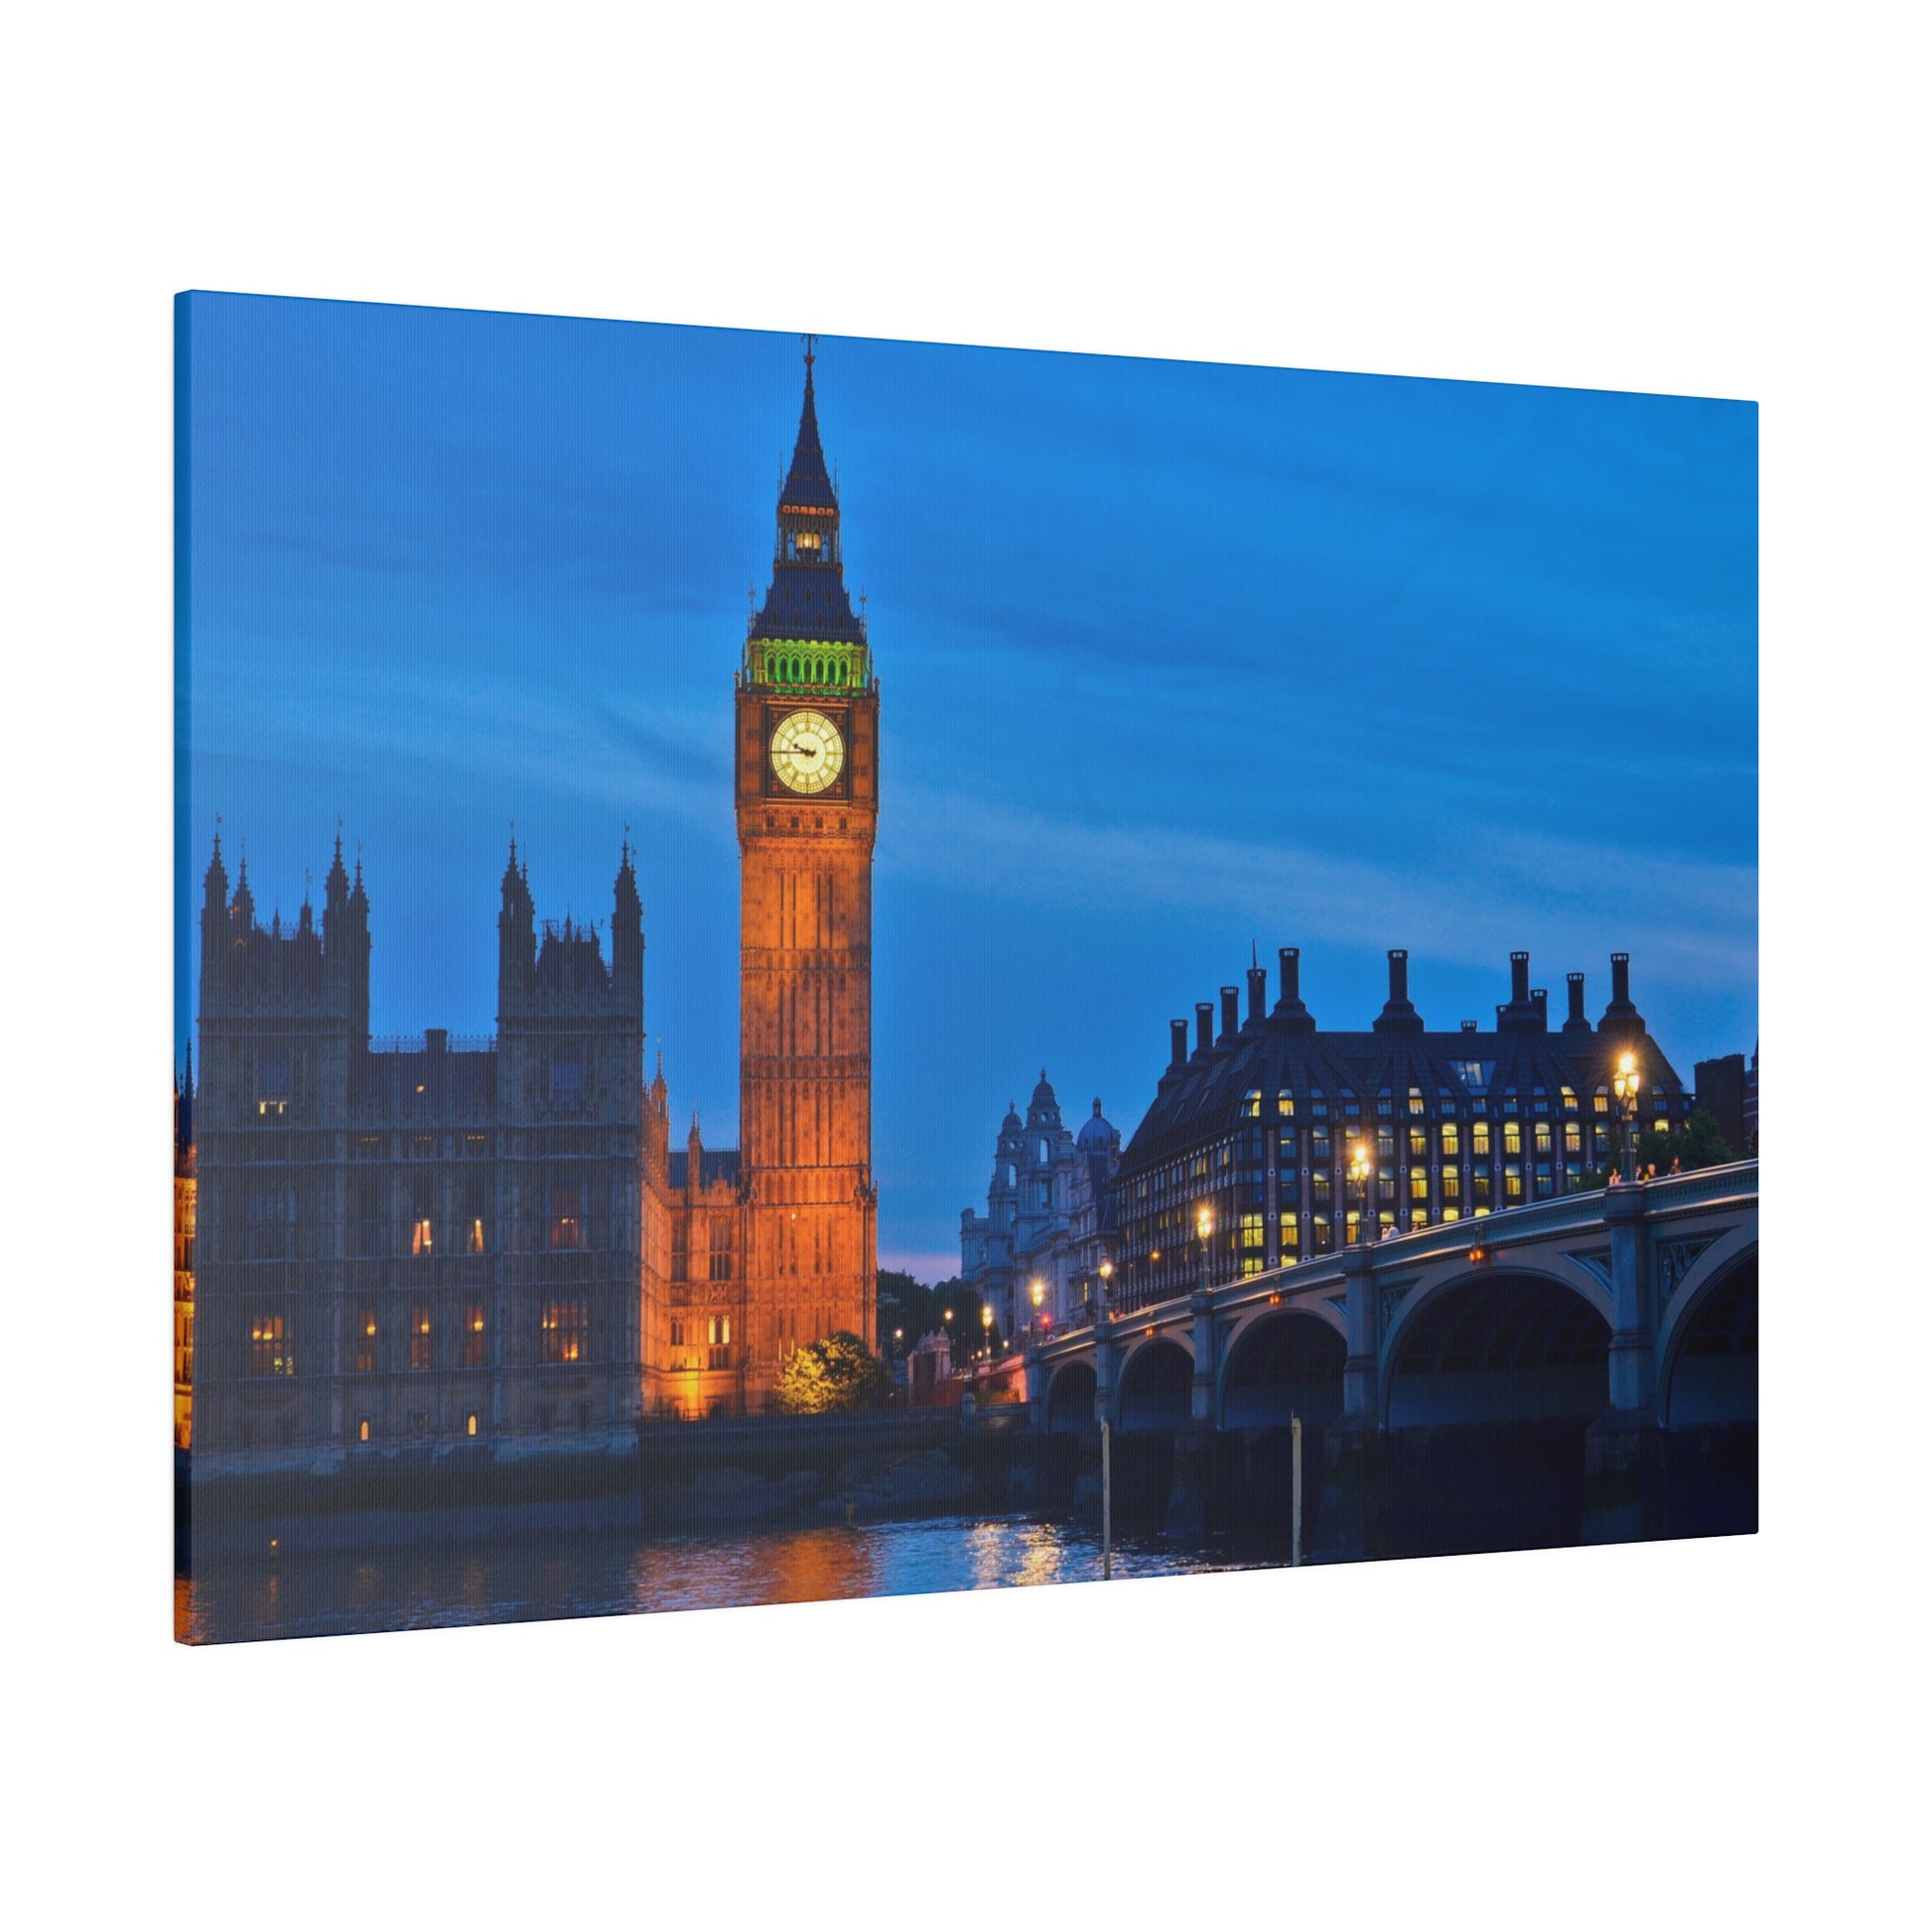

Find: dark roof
667;1148;742;1191
779;370;837;511
353;1045;499;1123
1121;1022;1686;1173
750;559;863;643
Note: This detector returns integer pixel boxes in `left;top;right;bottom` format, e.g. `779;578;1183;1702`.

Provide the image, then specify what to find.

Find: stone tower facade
734;344;879;1393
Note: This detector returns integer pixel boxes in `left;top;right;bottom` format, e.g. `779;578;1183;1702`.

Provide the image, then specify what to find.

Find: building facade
174;1052;196;1451
959;1073;1121;1340
1108;946;1694;1313
191;835;644;1470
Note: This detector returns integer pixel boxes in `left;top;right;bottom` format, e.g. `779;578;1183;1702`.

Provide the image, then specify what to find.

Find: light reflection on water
177;1514;1290;1645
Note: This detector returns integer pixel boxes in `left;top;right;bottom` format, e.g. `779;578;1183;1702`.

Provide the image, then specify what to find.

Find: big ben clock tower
736;341;879;1388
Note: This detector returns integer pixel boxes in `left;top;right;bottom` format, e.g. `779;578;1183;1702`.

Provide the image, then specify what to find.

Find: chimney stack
1461;1020;1478;1034
1599;951;1645;1035
1564;971;1591;1033
1195;1002;1214;1055
1246;961;1267;1024
1510;951;1531;1005
1530;987;1549;1031
1273;946;1315;1032
1219;985;1240;1041
1374;946;1425;1034
1170;1019;1188;1068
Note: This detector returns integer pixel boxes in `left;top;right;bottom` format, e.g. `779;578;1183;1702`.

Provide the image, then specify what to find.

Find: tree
1584;1107;1736;1187
1637;1108;1734;1175
772;1331;893;1415
874;1269;984;1355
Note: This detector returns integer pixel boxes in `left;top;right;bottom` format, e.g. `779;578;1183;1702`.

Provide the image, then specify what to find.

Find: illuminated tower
736;341;879;1387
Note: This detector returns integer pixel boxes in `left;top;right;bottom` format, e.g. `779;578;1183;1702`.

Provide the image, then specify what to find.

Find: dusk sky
178;292;1756;1281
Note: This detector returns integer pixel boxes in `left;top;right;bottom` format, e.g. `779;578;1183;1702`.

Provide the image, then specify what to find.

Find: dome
1027;1068;1062;1126
1076;1096;1118;1151
1000;1101;1023;1134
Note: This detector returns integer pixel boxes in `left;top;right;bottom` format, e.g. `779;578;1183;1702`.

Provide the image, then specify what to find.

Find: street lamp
1029;1276;1045;1342
981;1300;994;1362
1196;1203;1214;1294
1612;1050;1643;1184
1348;1137;1374;1245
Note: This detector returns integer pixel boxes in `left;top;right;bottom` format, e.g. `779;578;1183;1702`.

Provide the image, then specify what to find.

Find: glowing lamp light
1098;1260;1114;1281
1196;1205;1213;1239
1030;1278;1045;1309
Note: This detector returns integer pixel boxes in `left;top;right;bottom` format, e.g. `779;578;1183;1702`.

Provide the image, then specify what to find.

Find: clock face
770;708;845;795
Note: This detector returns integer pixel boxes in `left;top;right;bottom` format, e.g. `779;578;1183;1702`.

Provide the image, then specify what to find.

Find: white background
2;3;1921;1925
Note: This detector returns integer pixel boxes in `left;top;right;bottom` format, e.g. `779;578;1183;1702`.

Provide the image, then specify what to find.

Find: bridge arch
1382;1266;1610;1428
1116;1335;1193;1433
1660;1245;1757;1428
1043;1359;1097;1434
1219;1309;1346;1430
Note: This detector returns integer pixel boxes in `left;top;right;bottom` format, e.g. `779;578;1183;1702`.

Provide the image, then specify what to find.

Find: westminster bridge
1014;1161;1759;1553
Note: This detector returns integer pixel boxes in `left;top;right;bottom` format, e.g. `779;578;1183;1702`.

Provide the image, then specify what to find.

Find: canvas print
173;293;1757;1643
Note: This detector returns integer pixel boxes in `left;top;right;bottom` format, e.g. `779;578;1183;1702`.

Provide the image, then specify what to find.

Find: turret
613;836;643;999
497;838;535;1007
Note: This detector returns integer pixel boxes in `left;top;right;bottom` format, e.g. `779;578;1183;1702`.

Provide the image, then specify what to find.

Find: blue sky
178;292;1756;1280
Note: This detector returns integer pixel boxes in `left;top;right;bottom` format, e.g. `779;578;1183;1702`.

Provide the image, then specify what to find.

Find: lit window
542;1302;587;1364
1408;1088;1425;1116
463;1303;486;1368
1276;1091;1294;1118
466;1412;480;1438
255;1054;290;1119
1471;1120;1491;1159
249;1313;293;1377
1534;1123;1553;1157
1504;1164;1523;1200
1242;1089;1262;1118
410;1309;432;1371
1239;1212;1265;1250
1594;1088;1610;1115
1442;1205;1460;1222
412;1216;434;1256
1279;1211;1299;1254
1441;1122;1460;1158
357;1417;370;1443
1443;1170;1461;1201
1561;1087;1578;1114
1409;1207;1428;1229
1408;1126;1427;1159
549;1180;585;1251
1565;1123;1582;1156
468;1217;486;1254
354;1311;377;1375
1504;1121;1523;1157
1410;1167;1429;1201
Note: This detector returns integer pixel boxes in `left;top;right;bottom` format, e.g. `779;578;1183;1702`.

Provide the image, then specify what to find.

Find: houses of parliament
181;348;879;1467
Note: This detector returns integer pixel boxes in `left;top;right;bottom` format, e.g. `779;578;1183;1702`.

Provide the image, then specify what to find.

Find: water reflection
178;1513;1290;1645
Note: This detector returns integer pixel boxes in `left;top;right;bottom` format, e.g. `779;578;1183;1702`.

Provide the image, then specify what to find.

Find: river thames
176;1512;1299;1644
